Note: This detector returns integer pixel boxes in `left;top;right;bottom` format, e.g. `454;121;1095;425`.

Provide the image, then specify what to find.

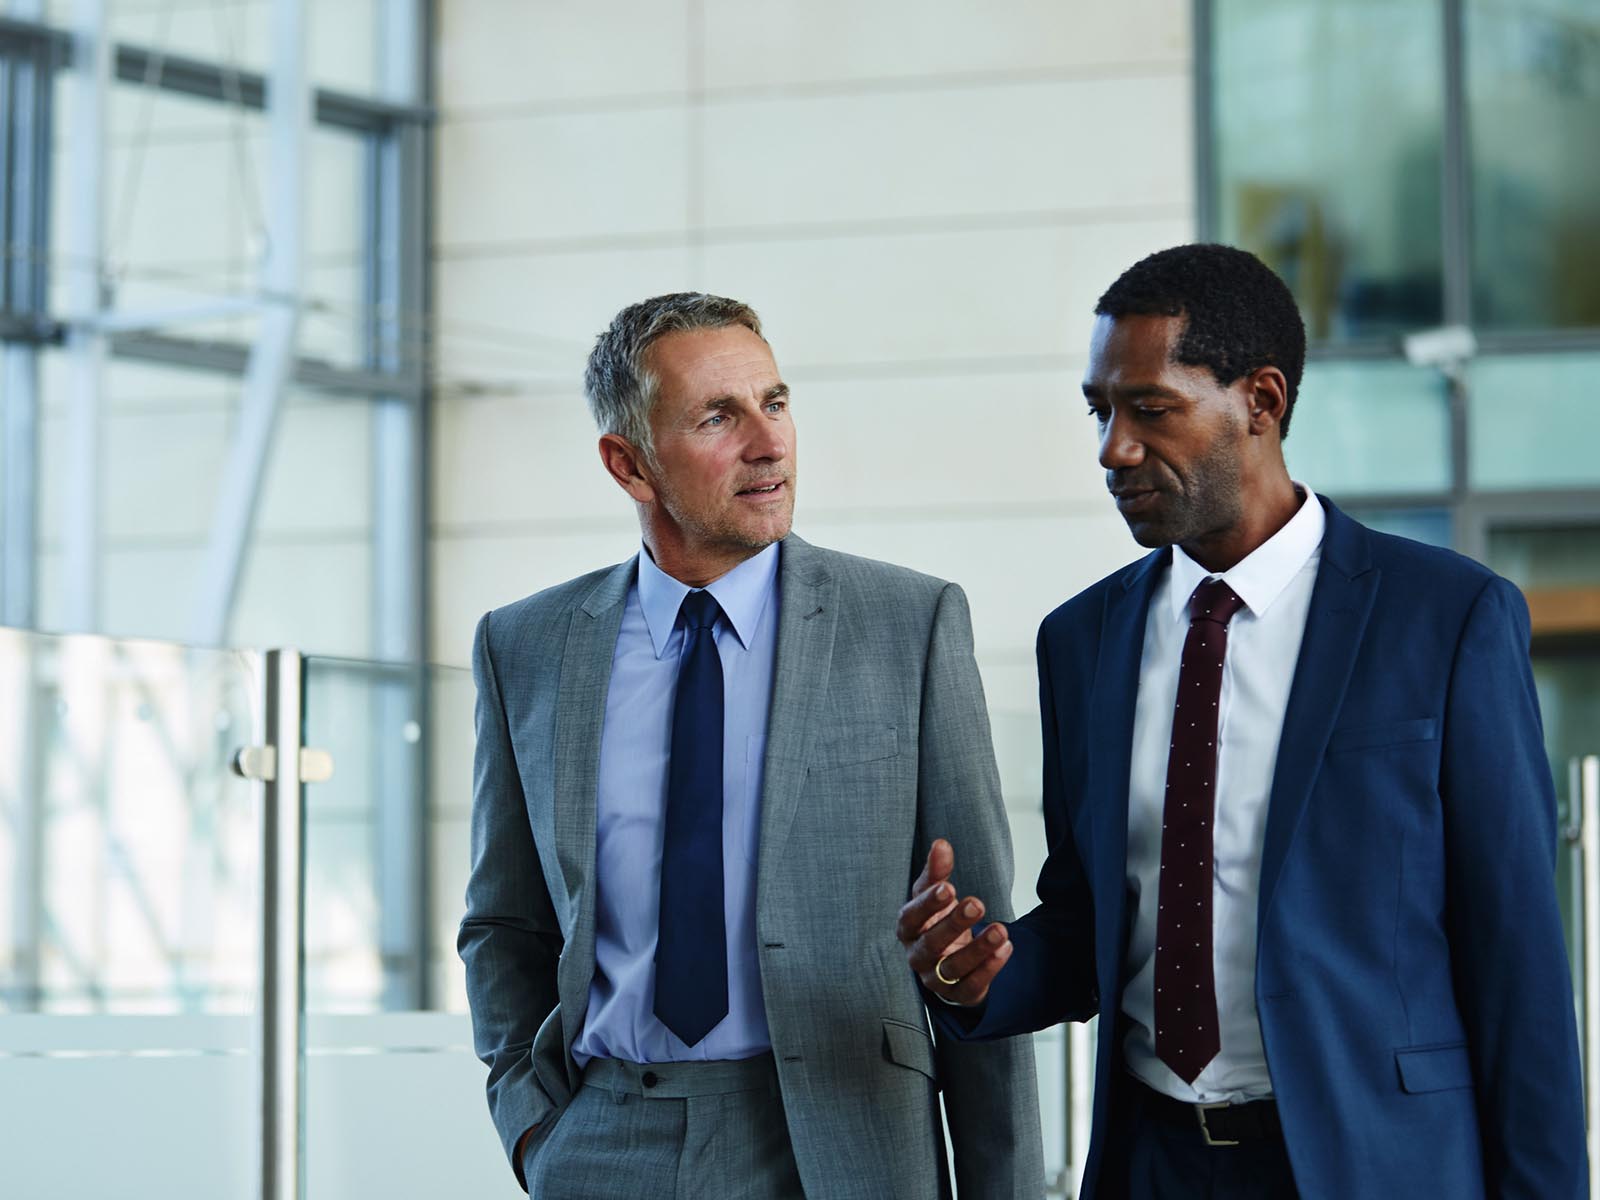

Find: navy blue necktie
654;588;728;1046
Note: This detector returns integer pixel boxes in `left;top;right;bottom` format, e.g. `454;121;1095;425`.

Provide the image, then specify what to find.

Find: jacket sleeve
913;582;1047;1200
457;611;565;1191
1441;576;1587;1197
931;618;1098;1044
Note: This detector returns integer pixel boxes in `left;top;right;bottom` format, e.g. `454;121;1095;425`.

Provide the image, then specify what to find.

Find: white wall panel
432;392;618;529
702;74;1192;230
702;217;1194;368
436;107;691;248
432;526;640;665
702;0;1190;90
793;509;1140;657
432;246;694;386
792;369;1108;511
437;0;692;112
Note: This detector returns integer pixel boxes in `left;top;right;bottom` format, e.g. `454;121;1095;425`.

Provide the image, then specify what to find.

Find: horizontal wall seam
437;58;1191;122
433;203;1193;259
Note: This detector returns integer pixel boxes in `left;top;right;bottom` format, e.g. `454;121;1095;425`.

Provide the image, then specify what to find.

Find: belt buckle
1195;1100;1240;1148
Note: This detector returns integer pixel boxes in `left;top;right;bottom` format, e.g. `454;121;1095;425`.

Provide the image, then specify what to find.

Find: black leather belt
1130;1078;1282;1147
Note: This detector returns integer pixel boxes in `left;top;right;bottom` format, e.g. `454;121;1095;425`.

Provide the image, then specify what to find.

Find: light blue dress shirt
572;540;781;1065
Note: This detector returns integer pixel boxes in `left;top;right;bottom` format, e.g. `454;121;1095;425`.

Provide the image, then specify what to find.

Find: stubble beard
654;473;796;557
1124;428;1243;549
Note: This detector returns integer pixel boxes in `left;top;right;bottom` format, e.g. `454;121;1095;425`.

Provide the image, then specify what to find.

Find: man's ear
1245;366;1290;437
599;433;656;503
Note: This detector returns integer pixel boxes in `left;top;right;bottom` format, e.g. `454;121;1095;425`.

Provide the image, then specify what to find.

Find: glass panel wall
1285;361;1451;494
33;352;378;655
1;1;427;666
43;0;389;98
301;655;471;1013
1467;353;1600;490
1468;0;1600;332
1210;0;1445;343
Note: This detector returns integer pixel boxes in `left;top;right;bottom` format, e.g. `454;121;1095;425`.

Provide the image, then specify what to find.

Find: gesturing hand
897;838;1012;1006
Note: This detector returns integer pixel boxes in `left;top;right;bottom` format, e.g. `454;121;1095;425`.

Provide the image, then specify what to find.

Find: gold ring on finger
934;955;961;987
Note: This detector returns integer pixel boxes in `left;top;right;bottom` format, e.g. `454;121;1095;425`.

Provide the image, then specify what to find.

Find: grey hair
584;292;765;464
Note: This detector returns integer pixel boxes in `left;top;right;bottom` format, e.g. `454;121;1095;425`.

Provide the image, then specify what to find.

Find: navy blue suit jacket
939;498;1585;1198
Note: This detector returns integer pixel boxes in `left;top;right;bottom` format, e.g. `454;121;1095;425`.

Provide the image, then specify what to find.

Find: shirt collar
637;540;782;658
1167;484;1325;623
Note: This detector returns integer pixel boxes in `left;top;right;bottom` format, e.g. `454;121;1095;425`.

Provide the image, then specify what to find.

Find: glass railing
0;627;265;1197
1;625;1099;1198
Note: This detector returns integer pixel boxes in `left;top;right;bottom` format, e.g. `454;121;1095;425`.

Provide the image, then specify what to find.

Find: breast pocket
809;724;899;771
1326;717;1439;755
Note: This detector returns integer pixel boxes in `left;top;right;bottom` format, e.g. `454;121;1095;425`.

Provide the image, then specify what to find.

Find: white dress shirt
1121;487;1325;1102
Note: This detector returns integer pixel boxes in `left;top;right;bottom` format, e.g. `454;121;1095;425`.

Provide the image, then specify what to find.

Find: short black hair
1095;243;1307;439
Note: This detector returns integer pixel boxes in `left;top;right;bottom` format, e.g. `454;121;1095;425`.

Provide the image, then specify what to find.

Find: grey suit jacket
459;534;1044;1198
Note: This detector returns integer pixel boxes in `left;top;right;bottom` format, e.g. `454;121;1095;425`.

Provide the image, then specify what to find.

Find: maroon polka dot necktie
1154;576;1246;1085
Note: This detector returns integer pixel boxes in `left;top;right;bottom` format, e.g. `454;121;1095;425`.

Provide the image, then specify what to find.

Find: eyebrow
1081;383;1188;402
699;382;789;410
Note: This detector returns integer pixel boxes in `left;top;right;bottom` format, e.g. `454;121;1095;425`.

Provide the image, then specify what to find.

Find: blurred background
0;1;1597;1196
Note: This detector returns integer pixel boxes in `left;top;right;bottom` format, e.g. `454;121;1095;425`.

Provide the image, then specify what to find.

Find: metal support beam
112;42;433;132
368;0;431;1009
1;347;38;626
189;0;308;648
59;0;108;634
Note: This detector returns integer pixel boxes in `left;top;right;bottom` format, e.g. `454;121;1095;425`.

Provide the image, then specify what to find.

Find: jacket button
641;1071;659;1088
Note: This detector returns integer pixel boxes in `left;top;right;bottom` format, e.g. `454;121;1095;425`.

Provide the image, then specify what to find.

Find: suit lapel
1090;549;1166;990
551;556;633;1080
755;535;838;897
1257;500;1379;924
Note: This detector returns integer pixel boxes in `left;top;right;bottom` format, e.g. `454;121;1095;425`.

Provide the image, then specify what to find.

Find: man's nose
744;419;789;463
1098;412;1143;471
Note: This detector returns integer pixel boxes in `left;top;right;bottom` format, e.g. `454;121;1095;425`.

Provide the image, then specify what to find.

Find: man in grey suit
459;292;1043;1198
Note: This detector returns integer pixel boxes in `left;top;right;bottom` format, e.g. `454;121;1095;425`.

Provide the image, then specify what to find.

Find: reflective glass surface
0;627;262;1011
44;0;392;98
1211;0;1445;343
33;353;377;657
0;626;263;1196
301;656;472;1013
1467;353;1600;489
1346;506;1453;548
1283;360;1451;495
49;81;370;367
1468;0;1600;331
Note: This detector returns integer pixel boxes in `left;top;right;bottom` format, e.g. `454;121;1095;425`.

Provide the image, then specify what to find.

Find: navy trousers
1097;1082;1299;1200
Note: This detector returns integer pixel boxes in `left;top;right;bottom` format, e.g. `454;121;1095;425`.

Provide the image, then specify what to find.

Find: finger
921;921;1010;1001
906;895;988;973
942;935;1014;1006
910;838;954;899
896;880;957;945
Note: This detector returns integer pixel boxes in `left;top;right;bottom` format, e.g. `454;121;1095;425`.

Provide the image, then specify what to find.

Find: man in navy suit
898;244;1586;1198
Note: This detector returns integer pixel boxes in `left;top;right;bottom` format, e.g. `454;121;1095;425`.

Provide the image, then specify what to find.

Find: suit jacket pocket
811;724;899;770
1327;717;1439;754
1395;1042;1473;1093
882;1016;939;1085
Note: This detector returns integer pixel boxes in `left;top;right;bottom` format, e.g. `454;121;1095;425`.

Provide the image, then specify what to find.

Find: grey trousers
523;1053;806;1200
